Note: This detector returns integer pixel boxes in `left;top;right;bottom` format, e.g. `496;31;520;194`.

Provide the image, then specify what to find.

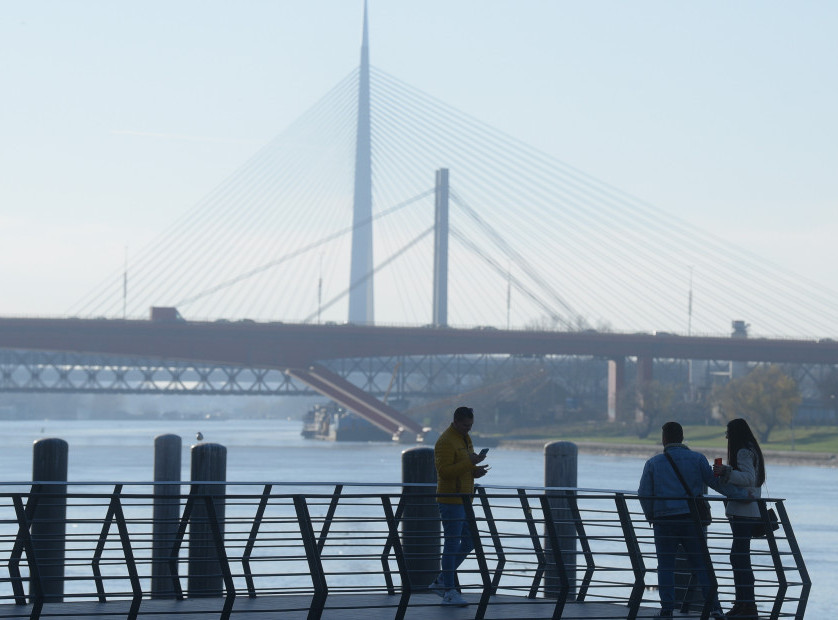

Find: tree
714;365;801;443
817;369;838;415
621;379;679;439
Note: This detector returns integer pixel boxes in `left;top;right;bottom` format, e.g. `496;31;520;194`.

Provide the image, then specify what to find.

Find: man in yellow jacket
429;406;489;606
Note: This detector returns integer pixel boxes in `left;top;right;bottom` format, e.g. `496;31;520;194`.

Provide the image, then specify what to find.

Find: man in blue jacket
638;421;726;618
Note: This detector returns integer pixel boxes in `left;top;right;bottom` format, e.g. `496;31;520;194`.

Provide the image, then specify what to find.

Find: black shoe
727;603;759;619
653;610;673;618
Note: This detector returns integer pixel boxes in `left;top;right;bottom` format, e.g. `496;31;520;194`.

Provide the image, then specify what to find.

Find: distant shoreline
497;439;838;468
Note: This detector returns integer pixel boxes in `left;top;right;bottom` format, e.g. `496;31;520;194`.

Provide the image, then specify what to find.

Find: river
0;418;831;616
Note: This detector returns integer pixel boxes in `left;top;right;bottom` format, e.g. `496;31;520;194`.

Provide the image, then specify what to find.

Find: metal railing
0;482;809;619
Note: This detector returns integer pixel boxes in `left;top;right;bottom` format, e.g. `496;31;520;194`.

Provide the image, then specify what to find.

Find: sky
2;0;837;319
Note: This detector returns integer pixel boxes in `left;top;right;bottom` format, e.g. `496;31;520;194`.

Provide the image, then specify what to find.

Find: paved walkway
0;593;724;619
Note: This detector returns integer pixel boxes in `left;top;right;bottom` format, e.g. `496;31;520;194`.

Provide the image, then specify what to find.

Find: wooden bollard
544;441;578;598
152;434;182;599
31;438;69;602
401;447;439;589
187;442;226;598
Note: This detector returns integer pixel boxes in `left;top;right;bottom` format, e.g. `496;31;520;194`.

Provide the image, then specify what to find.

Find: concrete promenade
0;593;718;619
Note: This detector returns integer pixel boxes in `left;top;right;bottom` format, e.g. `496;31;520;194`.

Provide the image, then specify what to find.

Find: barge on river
301;402;393;442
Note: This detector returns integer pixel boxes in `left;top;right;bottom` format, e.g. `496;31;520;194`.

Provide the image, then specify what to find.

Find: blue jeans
653;516;719;613
438;503;474;589
729;517;758;604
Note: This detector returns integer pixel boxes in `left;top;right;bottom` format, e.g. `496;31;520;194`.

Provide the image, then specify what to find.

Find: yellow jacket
435;424;476;504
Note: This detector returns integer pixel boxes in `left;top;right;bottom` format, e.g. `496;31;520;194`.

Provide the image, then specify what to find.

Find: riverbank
497;438;838;467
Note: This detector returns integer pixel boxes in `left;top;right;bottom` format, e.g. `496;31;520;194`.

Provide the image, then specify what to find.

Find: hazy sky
2;1;836;317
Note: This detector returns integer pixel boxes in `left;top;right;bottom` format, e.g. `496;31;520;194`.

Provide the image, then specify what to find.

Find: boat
301;402;392;442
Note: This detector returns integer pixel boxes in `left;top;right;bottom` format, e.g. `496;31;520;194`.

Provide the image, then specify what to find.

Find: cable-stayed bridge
3;7;838;436
62;59;838;335
59;10;838;337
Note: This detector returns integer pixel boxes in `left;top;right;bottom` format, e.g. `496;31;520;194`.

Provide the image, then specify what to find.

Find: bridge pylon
432;168;450;327
348;1;374;325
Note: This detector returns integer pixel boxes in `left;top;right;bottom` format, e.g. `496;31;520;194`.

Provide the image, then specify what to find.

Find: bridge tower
432;168;449;327
348;1;374;324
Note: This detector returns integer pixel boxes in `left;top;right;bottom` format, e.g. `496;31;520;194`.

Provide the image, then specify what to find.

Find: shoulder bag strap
664;451;695;497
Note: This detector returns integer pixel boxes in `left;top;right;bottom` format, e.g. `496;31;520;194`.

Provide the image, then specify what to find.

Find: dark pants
438;503;474;589
729;516;759;604
653;516;719;613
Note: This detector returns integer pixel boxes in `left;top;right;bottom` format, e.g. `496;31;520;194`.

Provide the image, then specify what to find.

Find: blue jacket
638;443;722;522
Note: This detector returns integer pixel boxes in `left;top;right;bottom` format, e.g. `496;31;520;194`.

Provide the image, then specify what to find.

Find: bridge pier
635;355;654;423
607;357;625;422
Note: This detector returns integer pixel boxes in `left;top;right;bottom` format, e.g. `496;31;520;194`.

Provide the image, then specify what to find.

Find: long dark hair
726;418;766;486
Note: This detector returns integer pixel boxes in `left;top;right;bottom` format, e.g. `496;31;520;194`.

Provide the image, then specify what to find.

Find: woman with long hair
713;418;766;619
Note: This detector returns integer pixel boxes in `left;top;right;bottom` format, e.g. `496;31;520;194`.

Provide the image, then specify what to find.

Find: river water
0;418;831;616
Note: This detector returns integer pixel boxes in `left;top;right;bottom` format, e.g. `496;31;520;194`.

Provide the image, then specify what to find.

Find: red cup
714;457;722;476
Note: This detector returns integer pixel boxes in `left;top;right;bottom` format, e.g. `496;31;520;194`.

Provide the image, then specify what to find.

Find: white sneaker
428;575;445;597
441;589;469;606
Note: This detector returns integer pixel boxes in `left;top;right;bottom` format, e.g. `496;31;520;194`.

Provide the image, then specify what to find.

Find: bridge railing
0;482;809;619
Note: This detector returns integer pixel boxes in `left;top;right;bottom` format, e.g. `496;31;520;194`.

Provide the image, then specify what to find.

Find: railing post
381;493;407;595
91;485;143;619
400;447;438;589
152;433;181;599
169;493;196;600
475;486;505;594
11;494;43;617
92;485;121;601
544;441;577;598
773;500;810;620
31;438;68;603
615;493;645;620
294;495;328;620
568;494;595;602
187;442;226;598
317;484;344;556
462;496;492;620
761;500;787;620
242;484;273;597
381;495;411;620
539;494;569;619
204;494;236;619
518;489;547;598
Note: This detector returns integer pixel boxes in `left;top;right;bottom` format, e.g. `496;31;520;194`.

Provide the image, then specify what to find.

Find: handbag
752;507;780;538
664;452;712;527
751;476;780;538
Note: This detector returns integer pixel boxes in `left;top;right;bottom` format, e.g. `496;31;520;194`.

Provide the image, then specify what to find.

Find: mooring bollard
187;442;227;598
152;434;182;599
31;437;69;603
401;446;439;589
544;441;578;598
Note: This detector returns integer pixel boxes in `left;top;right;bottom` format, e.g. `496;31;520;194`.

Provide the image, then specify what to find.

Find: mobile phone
479;448;489;457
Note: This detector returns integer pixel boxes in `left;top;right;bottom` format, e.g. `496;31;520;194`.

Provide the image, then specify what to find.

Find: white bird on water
196;432;204;441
